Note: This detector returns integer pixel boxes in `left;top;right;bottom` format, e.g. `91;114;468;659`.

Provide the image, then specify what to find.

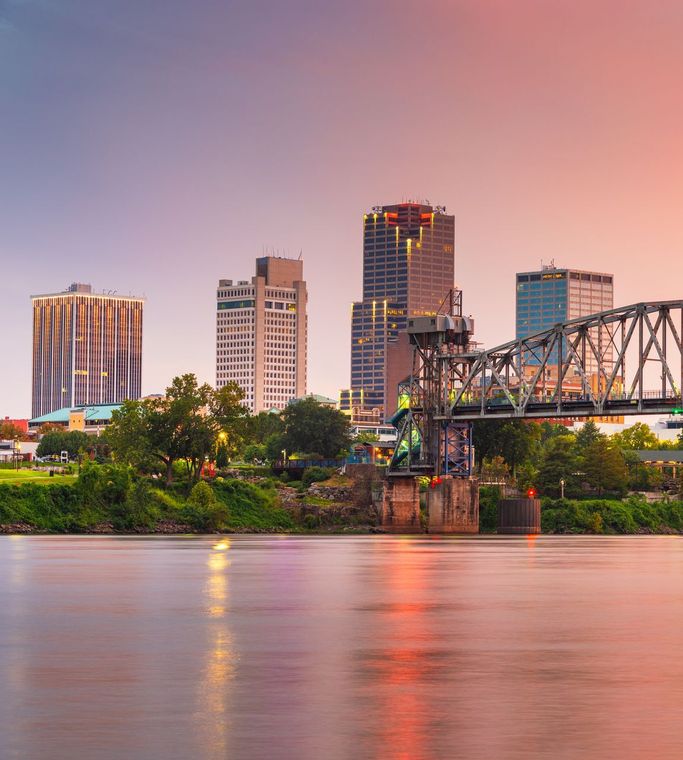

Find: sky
1;0;683;417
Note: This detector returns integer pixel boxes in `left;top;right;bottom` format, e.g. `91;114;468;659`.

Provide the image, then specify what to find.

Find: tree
37;422;63;435
354;431;380;444
538;421;573;444
244;411;283;445
581;438;628;496
242;443;267;463
612;422;660;450
210;381;250;459
574;420;604;454
624;450;664;491
0;422;27;441
109;375;249;485
280;398;351;459
536;435;580;497
472;420;540;476
480;455;510;483
37;430;89;459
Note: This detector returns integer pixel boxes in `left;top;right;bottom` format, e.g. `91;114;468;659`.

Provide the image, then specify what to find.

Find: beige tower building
31;283;144;418
216;257;307;413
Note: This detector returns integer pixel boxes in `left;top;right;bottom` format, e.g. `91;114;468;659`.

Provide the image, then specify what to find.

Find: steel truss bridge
389;299;683;477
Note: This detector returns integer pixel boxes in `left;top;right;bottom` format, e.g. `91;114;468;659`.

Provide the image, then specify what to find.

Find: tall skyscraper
342;202;455;418
31;283;144;418
516;265;614;373
216;256;307;413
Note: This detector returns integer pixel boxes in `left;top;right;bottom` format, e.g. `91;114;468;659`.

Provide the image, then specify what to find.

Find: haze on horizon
1;0;682;417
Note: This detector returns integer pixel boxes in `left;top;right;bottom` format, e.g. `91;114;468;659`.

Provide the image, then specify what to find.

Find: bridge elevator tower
378;290;480;533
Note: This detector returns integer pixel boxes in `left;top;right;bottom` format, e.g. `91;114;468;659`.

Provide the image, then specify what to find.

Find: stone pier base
426;476;479;534
377;477;422;533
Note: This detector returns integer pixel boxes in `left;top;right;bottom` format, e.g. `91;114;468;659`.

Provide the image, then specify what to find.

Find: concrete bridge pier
376;477;422;533
426;476;479;534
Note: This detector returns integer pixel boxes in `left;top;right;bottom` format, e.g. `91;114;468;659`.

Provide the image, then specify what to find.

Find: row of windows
217;288;254;298
518;272;613;284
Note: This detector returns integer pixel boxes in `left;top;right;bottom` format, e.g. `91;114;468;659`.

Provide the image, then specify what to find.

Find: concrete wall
376;477;422;533
426;476;479;534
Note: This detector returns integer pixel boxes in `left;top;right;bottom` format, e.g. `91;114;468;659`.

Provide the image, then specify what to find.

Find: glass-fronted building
343;202;455;418
516;266;614;372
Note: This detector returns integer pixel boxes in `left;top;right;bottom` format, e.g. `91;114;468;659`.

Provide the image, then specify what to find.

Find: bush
113;479;159;531
479;486;500;532
212;479;294;531
183;481;229;532
302;467;333;489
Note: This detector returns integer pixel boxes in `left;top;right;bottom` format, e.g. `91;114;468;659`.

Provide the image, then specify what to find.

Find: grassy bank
541;497;683;534
480;485;683;534
0;469;296;534
3;468;681;535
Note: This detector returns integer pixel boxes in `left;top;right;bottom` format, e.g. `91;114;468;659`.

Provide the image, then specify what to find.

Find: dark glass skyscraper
344;202;455;417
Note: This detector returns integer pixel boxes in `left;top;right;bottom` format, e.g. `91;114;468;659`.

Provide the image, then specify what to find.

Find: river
1;535;682;759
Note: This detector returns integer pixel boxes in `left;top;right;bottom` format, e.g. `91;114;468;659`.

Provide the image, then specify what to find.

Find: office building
342;202;455;418
216;256;307;413
31;283;143;418
516;264;614;374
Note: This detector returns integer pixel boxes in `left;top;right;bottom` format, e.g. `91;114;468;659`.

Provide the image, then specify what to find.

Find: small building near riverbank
29;404;122;436
634;450;683;480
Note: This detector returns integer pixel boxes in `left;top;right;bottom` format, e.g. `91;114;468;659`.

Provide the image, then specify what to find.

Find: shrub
478;486;501;532
183;481;229;532
302;467;333;489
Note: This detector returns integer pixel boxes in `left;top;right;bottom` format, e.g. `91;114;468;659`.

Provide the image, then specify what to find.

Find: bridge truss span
448;301;683;420
389;298;683;477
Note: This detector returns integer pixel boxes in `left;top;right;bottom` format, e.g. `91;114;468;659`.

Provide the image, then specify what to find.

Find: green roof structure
30;403;122;426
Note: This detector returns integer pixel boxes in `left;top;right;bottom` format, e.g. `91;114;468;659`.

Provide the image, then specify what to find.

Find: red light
527;488;537;499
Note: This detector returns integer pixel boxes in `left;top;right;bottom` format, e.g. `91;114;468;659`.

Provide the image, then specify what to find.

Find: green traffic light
673;408;683;415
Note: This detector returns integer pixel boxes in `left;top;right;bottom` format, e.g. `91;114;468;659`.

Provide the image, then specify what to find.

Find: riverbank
1;473;682;535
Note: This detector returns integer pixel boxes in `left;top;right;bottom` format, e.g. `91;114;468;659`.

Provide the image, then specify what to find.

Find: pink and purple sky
1;0;682;417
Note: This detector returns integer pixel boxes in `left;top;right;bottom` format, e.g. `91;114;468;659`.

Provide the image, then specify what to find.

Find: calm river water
1;535;682;759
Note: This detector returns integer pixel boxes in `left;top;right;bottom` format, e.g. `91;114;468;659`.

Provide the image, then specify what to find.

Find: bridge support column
377;477;422;533
427;476;479;533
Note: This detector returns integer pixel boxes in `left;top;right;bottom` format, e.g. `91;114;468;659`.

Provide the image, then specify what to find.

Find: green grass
0;470;76;485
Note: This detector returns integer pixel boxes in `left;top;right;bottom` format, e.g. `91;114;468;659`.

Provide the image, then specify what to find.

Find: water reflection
198;539;236;758
1;536;683;760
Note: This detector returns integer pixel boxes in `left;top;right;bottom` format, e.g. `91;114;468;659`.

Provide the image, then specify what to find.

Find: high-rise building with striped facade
341;202;455;419
31;283;143;418
516;265;614;373
216;257;307;413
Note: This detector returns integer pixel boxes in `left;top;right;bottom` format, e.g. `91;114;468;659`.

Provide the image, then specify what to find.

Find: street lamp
12;440;21;471
560;478;566;499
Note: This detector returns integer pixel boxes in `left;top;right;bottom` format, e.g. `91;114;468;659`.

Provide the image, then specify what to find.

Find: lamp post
12;440;21;471
560;478;566;499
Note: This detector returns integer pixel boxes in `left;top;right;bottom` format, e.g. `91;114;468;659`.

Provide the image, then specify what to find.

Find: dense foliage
475;419;682;498
107;374;248;483
0;463;294;533
36;430;90;459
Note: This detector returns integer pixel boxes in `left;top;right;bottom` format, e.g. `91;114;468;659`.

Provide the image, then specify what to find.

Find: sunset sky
1;0;682;416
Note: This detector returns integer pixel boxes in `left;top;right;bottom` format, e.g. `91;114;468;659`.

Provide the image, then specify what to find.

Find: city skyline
2;1;683;416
